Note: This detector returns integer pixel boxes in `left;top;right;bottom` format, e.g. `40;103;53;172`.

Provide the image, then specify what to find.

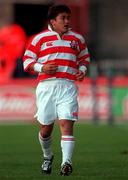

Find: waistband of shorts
38;78;75;86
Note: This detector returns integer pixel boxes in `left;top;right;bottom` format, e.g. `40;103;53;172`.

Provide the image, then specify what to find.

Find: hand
76;70;86;81
42;62;58;74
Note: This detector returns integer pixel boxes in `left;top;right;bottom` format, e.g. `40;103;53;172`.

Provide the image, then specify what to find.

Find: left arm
76;36;90;81
76;65;88;81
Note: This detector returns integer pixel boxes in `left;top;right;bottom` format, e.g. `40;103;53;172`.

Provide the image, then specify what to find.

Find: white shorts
35;79;78;125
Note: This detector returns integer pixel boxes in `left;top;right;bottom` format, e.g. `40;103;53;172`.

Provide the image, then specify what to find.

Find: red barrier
0;79;36;121
77;77;110;120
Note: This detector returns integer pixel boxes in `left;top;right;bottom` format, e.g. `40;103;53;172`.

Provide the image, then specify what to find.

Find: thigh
57;83;78;121
35;82;57;125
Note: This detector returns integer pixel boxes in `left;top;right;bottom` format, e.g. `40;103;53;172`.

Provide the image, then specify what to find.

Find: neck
48;24;65;37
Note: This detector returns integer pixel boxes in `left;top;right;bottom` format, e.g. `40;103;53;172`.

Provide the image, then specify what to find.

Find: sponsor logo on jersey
46;42;53;46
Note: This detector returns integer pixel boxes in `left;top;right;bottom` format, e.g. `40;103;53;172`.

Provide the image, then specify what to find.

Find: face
50;12;71;36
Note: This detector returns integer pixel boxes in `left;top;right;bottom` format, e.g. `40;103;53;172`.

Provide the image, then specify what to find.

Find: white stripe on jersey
39;65;77;75
84;57;90;63
68;31;85;43
24;58;35;69
24;50;37;58
31;31;57;46
38;53;76;63
78;48;89;58
40;40;71;50
57;65;77;75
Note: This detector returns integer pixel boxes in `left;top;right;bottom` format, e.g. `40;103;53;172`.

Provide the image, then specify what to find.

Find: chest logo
70;40;78;50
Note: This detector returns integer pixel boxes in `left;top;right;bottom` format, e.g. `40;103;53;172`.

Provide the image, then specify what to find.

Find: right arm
29;63;58;74
23;36;57;74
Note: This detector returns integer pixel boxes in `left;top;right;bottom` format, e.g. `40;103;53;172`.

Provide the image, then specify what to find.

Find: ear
50;19;55;26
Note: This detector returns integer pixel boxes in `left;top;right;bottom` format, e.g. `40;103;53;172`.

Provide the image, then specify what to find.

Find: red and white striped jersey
23;25;90;81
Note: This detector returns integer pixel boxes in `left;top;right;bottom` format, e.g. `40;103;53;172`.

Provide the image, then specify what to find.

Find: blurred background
0;0;128;123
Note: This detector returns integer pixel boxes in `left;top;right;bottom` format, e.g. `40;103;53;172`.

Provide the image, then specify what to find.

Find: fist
43;62;58;74
76;70;85;81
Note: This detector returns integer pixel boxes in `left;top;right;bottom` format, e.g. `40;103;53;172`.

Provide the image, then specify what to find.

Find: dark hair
47;4;71;22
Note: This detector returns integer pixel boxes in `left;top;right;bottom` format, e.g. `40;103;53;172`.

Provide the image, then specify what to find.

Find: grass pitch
0;122;128;180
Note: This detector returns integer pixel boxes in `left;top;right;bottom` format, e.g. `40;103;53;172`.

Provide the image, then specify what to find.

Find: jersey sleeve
23;35;41;72
77;35;90;66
